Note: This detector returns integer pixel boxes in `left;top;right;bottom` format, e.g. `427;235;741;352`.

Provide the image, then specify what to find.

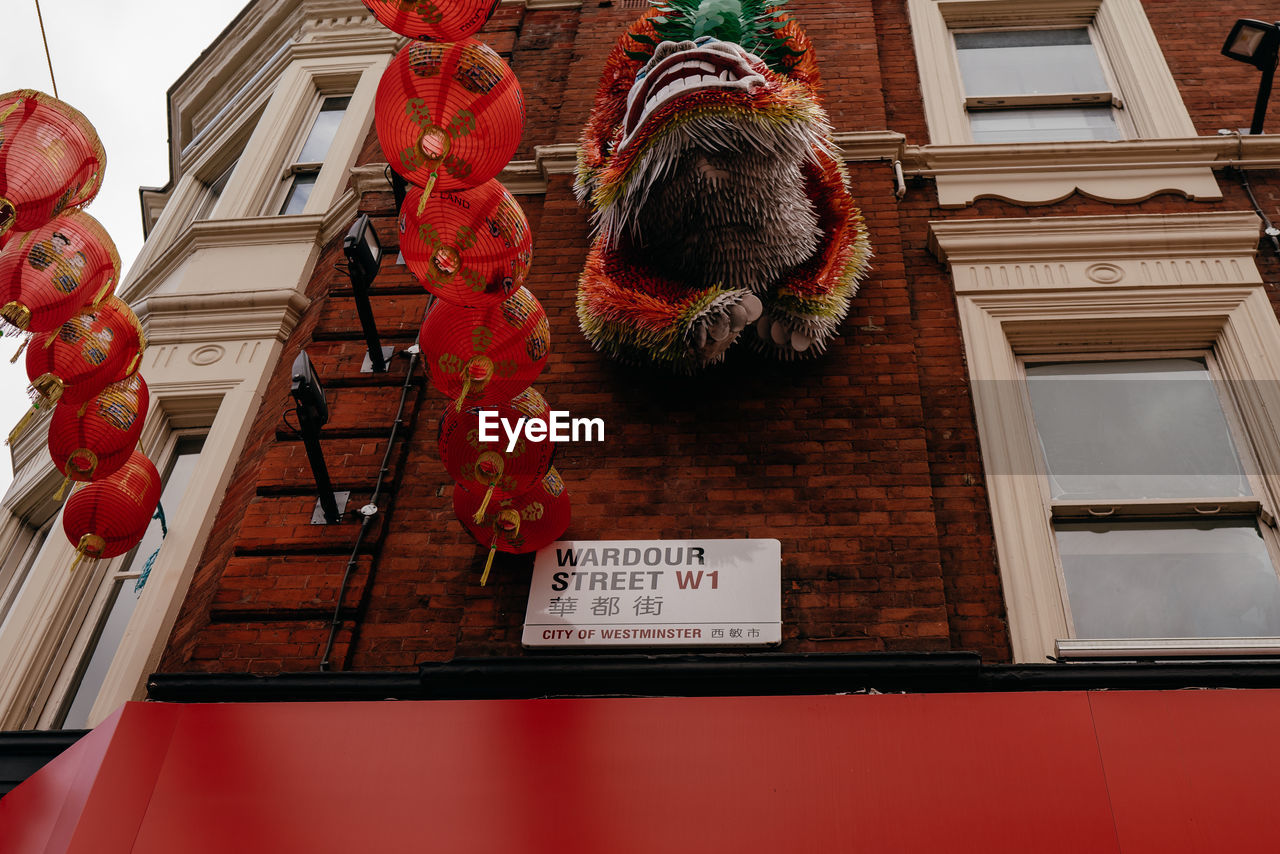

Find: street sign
522;538;781;647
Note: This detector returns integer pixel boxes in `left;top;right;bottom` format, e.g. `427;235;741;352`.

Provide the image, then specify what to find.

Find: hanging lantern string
33;0;59;99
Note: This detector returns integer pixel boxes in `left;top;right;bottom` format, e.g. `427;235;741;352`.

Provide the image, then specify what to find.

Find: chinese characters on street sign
523;539;781;647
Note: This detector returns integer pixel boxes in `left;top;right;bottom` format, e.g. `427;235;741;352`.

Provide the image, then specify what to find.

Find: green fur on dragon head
624;0;806;71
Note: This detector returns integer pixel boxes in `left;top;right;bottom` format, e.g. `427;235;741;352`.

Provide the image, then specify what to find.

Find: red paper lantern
48;374;149;492
454;467;570;583
0;90;105;242
375;39;524;193
400;179;532;306
438;386;555;521
24;295;145;408
62;449;160;568
0;210;118;333
363;0;500;41
421;286;548;407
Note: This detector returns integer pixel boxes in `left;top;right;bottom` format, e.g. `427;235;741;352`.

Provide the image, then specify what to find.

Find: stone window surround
929;210;1280;662
135;39;391;279
906;0;1222;207
29;426;209;730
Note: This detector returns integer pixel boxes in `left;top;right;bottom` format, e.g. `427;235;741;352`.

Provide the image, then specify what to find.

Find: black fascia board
146;651;1280;703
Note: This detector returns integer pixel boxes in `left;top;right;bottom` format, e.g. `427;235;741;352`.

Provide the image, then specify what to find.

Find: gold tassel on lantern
454;356;494;413
69;533;104;573
471;452;504;524
481;535;498;586
480;510;521;586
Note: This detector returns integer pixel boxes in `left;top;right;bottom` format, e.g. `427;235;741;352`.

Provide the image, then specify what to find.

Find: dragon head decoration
574;0;870;372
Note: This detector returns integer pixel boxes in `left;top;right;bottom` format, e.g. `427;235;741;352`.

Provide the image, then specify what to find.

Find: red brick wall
161;0;1280;673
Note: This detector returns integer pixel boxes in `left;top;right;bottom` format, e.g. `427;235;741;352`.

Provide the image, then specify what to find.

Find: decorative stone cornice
901;134;1280;208
354;144;581;198
929;211;1265;292
139;288;312;345
500;144;578;194
350;163;394;198
123;184;360;307
121;214;330;305
834;130;907;162
503;0;583;8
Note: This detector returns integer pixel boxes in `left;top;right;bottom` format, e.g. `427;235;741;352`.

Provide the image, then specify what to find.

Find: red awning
3;689;1279;853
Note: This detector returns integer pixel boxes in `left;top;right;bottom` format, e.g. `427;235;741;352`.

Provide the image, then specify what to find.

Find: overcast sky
0;0;251;495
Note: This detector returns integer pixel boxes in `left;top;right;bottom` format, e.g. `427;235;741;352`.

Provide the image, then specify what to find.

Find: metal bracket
360;346;396;374
311;491;351;524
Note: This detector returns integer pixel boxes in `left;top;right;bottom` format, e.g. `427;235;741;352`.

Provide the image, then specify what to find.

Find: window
955;28;1124;143
276;95;350;215
906;0;1211;206
929;211;1276;661
44;434;206;729
0;518;55;634
1023;357;1280;641
191;158;239;223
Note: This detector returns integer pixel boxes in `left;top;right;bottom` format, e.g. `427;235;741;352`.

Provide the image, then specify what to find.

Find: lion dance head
574;0;871;372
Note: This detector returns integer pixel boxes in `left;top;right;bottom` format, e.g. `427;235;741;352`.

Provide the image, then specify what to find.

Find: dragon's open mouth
619;42;766;151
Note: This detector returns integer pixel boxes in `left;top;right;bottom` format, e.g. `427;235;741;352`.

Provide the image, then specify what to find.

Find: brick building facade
7;0;1280;846
152;0;1280;676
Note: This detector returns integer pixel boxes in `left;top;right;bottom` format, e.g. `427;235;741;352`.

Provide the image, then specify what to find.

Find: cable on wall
318;340;424;671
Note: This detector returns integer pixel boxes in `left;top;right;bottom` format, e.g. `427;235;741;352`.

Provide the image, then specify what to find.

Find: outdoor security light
290;350;348;524
1222;19;1280;134
343;214;392;373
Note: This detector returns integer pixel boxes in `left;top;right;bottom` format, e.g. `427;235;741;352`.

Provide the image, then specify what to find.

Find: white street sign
522;539;781;647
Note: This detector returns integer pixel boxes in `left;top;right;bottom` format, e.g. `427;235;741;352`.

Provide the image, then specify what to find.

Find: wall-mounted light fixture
291;350;348;524
343;214;393;373
1222;19;1280;134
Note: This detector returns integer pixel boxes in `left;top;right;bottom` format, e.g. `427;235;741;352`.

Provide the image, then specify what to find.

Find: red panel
1090;689;1280;854
64;702;183;852
0;706;123;854
107;692;1118;854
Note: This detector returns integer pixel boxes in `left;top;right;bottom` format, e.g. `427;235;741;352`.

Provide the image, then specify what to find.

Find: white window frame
906;0;1217;207
929;210;1279;661
0;515;55;634
268;91;353;217
911;0;1195;144
1014;349;1280;645
951;24;1133;143
190;156;241;224
34;429;207;729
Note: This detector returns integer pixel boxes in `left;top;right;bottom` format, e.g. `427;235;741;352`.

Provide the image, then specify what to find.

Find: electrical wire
280;407;304;438
33;0;58;98
1236;167;1280;259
